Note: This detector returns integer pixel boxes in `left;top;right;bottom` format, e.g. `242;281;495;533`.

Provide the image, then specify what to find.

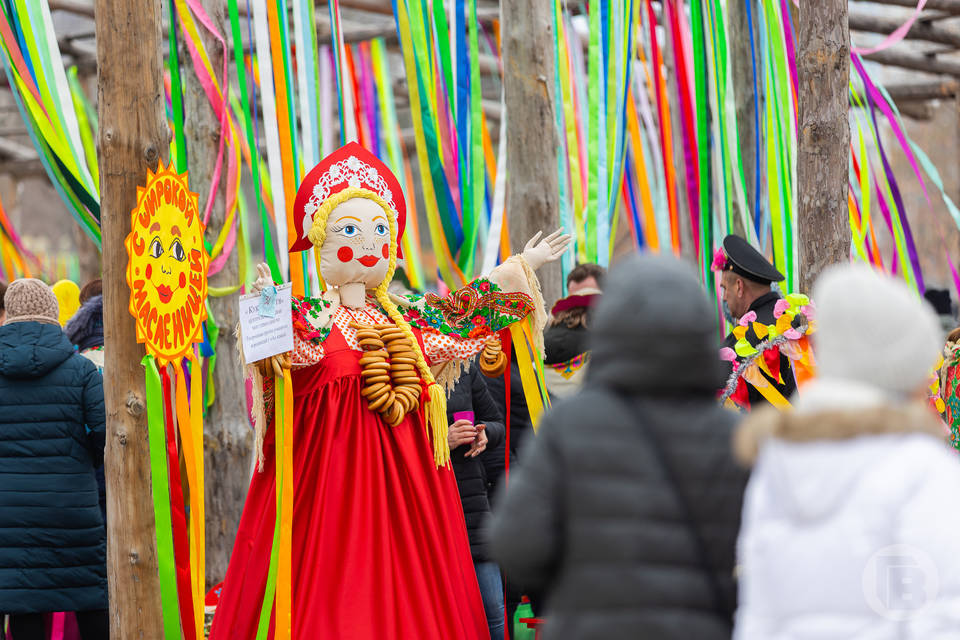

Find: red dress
209;324;489;639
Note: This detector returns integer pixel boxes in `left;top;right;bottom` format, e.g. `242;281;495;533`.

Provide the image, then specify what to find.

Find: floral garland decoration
719;294;817;409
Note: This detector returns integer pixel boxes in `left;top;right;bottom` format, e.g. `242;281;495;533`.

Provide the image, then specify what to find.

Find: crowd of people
0;278;108;640
2;209;960;639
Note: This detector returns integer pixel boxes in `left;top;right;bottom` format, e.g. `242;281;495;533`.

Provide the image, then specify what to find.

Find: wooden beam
798;0;851;293
849;7;960;48
0;157;45;177
895;101;935;120
0;136;39;160
853;0;960;13
95;0;168;635
862;47;960;77
882;79;958;101
48;0;95;17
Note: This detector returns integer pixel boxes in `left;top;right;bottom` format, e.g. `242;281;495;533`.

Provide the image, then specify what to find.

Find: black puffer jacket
490;255;748;640
446;364;504;562
0;322;107;614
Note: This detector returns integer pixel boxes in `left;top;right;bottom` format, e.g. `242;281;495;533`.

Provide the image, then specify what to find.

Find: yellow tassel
426;382;450;466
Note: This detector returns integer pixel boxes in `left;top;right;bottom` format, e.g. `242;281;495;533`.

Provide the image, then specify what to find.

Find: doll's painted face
319;197;392;288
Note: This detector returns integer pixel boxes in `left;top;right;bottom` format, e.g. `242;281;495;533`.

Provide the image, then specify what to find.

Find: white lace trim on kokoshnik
301;154;398;242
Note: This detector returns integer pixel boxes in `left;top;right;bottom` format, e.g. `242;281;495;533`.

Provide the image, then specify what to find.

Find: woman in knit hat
733;265;960;639
0;278;108;639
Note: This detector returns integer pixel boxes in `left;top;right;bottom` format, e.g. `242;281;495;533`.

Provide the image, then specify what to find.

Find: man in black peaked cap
718;234;797;410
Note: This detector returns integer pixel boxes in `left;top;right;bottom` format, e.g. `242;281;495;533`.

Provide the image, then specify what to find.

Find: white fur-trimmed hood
734;378;947;466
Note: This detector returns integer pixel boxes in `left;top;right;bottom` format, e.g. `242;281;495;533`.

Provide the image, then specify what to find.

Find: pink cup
453;410;475;424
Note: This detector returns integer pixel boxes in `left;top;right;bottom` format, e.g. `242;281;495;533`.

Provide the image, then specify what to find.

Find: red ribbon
160;367;197;640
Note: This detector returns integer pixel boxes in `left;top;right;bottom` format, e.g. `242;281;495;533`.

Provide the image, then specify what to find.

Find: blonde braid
309;187;450;466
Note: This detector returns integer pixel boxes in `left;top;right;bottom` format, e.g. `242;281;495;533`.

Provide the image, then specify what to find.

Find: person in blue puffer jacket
0;278;108;639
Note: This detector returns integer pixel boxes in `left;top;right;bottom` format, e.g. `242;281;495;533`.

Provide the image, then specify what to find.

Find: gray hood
587;254;724;396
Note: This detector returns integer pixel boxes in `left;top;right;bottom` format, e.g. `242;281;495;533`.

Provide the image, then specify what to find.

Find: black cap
721;235;784;284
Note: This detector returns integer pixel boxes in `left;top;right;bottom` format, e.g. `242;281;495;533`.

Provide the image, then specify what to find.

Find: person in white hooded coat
733;264;960;639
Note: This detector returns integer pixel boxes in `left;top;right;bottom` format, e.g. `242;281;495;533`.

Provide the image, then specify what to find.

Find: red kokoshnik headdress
290;141;407;256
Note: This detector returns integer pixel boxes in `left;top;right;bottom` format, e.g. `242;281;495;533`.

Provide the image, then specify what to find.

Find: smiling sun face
318;196;393;289
125;162;209;365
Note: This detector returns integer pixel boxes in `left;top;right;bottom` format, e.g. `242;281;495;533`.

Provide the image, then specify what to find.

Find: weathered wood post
95;0;168;635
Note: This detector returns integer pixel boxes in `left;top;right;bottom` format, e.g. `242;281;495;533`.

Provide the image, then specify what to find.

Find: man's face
720;270;745;320
568;275;599;294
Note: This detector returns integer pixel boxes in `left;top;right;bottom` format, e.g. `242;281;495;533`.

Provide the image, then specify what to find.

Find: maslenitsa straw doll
210;142;570;640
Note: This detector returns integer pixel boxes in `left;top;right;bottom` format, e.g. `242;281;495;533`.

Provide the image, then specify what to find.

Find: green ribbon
690;0;712;289
255;375;284;640
143;355;182;640
586;0;600;263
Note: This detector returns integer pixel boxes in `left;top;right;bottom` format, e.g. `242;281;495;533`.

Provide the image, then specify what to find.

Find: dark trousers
5;610;109;640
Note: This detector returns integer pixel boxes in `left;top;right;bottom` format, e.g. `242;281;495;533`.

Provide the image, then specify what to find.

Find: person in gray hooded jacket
490;254;748;640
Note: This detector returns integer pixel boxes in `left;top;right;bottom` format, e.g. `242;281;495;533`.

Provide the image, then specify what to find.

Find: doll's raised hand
252;262;273;294
522;228;573;270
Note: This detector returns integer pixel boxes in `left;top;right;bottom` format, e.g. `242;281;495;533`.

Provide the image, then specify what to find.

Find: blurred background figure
0;280;7;325
716;234;796;411
446;364;506;640
491;255;747;640
66;278;104;370
924;288;956;334
0;279;108;639
734;265;960;639
543;263;604;400
51;279;80;327
938;324;960;449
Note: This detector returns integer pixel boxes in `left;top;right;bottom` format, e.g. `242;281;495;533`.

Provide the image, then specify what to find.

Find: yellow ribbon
174;360;204;640
509;321;546;432
274;369;294;640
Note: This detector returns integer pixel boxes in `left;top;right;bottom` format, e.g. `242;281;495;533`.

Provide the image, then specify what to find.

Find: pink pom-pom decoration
719;347;737;362
773;299;791;318
711;248;727;272
738;310;757;327
784;328;801;340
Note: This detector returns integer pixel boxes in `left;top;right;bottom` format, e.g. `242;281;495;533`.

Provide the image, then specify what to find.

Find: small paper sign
239;283;294;363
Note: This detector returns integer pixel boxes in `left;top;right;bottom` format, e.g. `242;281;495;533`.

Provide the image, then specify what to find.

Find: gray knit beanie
4;278;60;325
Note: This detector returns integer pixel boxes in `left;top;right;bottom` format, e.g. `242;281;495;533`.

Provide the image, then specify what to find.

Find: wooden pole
501;0;562;306
797;0;851;293
95;0;168;635
180;0;253;589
